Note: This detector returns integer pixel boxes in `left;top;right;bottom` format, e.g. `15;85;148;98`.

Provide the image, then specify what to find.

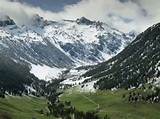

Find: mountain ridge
81;22;160;90
0;14;135;80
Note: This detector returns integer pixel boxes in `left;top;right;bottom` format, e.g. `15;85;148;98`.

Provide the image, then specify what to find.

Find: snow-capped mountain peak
76;17;95;25
0;14;15;27
0;14;136;81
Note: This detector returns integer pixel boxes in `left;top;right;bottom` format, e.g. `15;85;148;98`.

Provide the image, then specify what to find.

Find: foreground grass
60;89;160;119
0;96;55;119
1;90;160;119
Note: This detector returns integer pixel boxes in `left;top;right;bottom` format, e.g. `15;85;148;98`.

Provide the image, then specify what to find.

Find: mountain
0;14;135;80
78;22;160;90
0;15;15;27
0;52;44;96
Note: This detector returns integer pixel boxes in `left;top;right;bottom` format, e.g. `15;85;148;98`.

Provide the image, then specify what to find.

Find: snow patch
25;85;36;93
78;79;98;92
30;64;64;81
61;69;87;85
61;68;98;92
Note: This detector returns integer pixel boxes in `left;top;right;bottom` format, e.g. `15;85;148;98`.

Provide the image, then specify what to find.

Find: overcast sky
0;0;160;32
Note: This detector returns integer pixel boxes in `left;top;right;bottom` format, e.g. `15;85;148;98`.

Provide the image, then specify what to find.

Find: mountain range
0;12;159;98
0;14;135;81
67;22;160;91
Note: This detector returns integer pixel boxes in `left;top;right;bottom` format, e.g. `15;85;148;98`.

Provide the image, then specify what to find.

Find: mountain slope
82;23;160;90
0;53;41;95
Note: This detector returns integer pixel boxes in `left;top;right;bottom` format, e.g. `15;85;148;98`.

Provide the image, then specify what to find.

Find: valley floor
60;89;160;119
1;90;160;119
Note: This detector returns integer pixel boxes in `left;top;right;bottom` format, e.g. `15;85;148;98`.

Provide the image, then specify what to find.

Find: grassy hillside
1;90;160;119
0;96;55;119
60;89;160;119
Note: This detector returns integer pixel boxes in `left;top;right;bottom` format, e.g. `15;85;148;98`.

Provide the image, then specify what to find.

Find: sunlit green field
0;96;55;119
1;90;160;119
60;89;160;119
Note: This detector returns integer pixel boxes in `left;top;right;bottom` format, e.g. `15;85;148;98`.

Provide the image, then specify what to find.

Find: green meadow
0;96;55;119
0;90;160;119
60;89;160;119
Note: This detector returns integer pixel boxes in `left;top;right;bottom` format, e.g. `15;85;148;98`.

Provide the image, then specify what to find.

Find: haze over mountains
2;0;160;32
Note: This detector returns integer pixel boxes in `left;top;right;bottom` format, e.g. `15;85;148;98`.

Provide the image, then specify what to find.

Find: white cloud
0;0;59;24
0;0;160;32
59;0;160;32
